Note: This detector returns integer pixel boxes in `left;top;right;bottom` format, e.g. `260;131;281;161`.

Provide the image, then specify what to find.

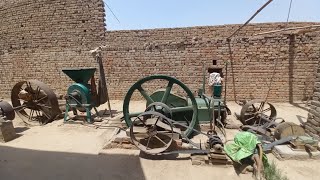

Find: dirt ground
1;100;320;180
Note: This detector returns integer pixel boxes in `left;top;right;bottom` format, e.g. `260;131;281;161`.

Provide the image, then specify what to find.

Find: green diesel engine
123;66;230;137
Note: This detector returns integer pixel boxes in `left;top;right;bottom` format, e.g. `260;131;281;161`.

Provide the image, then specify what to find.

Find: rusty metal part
207;135;224;150
240;99;277;125
241;125;272;137
130;111;174;154
263;136;294;152
145;102;173;119
130;103;225;155
0;100;15;120
274;122;305;140
11;80;61;126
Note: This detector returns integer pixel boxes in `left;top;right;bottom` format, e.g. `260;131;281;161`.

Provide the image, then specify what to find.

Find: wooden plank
210;153;228;160
191;155;209;165
191;153;233;166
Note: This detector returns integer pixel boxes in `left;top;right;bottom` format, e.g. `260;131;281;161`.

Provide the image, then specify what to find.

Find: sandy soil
1;100;319;180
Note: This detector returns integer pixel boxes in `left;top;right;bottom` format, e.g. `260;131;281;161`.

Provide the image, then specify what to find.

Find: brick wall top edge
106;22;320;33
104;22;320;49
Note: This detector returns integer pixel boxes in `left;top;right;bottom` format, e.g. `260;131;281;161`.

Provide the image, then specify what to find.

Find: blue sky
103;0;320;30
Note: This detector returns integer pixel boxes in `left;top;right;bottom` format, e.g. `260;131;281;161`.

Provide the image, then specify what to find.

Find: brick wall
306;64;320;139
0;0;105;96
0;1;319;102
103;23;320;102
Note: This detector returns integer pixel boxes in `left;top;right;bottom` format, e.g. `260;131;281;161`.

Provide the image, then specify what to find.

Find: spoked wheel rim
11;80;61;126
240;99;277;125
130;111;174;154
123;75;198;138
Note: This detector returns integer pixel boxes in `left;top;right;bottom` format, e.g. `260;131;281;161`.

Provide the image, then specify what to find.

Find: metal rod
211;97;215;132
227;39;237;103
227;0;274;40
218;101;221;123
202;62;206;94
224;61;228;105
225;0;273;104
91;47;113;118
162;149;210;155
170;106;194;113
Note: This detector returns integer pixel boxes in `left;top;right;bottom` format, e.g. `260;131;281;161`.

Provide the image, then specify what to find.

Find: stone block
273;145;320;160
0;120;17;142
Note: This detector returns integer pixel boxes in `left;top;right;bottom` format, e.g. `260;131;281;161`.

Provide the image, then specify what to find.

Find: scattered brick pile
306;67;320;139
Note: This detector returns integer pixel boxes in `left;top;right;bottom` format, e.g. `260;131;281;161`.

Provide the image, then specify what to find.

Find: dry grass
263;161;289;180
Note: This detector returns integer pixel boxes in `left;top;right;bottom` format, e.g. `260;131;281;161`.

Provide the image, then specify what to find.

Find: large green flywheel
123;75;198;137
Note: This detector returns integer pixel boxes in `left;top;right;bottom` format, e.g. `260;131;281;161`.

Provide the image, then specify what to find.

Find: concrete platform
272;145;320;160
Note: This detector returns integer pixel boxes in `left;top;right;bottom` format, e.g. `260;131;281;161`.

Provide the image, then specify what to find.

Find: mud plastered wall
0;0;105;97
103;22;320;102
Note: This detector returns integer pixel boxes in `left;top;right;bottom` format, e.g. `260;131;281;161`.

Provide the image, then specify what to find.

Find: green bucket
212;84;222;97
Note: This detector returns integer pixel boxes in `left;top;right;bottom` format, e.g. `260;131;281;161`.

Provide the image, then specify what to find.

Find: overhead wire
227;0;274;40
286;0;293;23
264;0;294;102
259;0;295;124
104;1;121;24
226;0;274;104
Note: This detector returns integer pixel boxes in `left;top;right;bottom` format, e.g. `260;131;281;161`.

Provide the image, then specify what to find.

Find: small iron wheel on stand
239;99;277;126
11;80;61;126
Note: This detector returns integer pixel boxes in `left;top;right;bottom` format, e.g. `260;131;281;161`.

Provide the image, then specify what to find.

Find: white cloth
209;73;222;86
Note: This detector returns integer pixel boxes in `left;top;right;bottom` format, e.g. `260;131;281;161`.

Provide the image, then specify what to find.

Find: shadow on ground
97;109;120;117
0;145;145;180
14;127;29;133
290;102;310;112
139;151;190;161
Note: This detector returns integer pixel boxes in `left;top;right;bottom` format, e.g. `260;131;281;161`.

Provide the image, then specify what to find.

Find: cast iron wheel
145;102;173;119
11;80;61;126
240;99;276;125
123;75;198;138
0;100;15;120
130;111;174;154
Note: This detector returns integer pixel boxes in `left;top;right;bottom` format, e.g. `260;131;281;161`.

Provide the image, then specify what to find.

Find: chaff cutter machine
62;47;112;123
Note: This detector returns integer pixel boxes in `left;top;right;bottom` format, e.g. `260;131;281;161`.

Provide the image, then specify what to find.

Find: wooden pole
227;0;274;40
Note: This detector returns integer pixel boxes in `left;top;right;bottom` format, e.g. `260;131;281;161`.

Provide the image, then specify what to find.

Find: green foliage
263;161;289;180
